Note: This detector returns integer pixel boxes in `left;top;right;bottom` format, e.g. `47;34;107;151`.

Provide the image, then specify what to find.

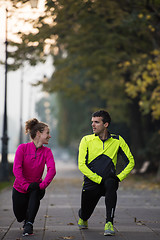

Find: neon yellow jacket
78;133;135;187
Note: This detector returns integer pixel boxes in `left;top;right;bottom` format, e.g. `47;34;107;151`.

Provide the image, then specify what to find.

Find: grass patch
0;181;11;191
0;162;14;192
120;173;160;190
0;177;14;192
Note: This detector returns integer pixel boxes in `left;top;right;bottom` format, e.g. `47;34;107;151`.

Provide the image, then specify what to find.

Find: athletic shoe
104;221;115;236
22;220;27;229
78;218;88;229
23;222;33;236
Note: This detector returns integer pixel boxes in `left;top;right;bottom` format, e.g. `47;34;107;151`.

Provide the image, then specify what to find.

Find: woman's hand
27;182;40;191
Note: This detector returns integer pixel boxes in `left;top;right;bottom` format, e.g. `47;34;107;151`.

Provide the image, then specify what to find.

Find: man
78;110;135;236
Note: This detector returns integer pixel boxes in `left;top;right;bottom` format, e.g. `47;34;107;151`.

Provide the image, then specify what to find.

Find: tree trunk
128;98;144;170
156;160;160;182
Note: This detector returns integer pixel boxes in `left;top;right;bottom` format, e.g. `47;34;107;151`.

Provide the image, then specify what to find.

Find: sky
0;0;54;153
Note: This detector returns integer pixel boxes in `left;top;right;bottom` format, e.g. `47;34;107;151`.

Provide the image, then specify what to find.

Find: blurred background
0;0;160;182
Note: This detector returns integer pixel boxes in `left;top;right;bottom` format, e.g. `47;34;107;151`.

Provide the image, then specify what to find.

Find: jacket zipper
35;148;38;158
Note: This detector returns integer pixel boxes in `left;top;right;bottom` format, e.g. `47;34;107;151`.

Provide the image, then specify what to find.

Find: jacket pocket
88;154;116;179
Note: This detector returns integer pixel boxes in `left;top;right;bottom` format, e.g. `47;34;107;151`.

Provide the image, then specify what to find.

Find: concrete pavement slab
0;159;160;240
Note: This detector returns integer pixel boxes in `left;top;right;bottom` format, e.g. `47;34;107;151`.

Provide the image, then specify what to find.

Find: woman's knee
15;214;25;222
39;189;45;200
29;189;45;201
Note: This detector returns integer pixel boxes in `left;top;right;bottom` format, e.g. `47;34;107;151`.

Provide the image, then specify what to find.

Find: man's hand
114;175;120;182
101;173;120;184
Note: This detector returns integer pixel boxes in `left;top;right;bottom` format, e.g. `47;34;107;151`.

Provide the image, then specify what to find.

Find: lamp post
0;8;9;181
0;0;39;181
30;0;39;8
18;0;39;144
19;67;24;144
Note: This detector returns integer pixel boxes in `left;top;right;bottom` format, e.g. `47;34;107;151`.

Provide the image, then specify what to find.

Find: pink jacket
13;142;56;193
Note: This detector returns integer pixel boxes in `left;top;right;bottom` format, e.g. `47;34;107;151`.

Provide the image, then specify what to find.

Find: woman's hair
92;110;111;126
25;118;48;139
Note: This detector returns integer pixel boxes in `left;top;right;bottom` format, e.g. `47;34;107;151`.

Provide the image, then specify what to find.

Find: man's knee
104;178;119;192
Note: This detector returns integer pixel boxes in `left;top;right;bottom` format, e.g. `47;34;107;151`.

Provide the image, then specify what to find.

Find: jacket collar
95;131;111;141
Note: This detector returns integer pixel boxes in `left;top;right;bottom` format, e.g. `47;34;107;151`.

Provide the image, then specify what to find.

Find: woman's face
39;126;51;145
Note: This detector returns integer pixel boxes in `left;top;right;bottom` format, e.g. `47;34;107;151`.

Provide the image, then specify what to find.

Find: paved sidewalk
0;160;160;240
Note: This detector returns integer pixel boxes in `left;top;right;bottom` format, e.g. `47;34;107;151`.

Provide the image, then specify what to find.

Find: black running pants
79;178;119;223
12;187;45;224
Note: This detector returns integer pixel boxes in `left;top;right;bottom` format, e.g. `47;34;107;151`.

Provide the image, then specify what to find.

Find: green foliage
125;50;160;119
4;0;160;172
35;93;58;148
56;92;106;147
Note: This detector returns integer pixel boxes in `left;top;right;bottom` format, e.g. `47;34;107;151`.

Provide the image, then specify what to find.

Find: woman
12;118;56;236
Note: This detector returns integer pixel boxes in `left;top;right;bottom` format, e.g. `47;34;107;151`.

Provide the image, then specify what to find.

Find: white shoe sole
104;232;115;236
23;233;33;236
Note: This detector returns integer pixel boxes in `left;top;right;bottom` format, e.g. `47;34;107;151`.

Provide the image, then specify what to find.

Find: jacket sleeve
78;136;102;184
39;148;56;190
13;144;30;192
117;136;135;181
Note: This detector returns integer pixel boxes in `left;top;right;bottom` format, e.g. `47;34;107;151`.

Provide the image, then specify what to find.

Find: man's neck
98;131;108;141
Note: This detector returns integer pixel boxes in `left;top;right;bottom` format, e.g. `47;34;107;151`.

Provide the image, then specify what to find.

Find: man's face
91;116;108;135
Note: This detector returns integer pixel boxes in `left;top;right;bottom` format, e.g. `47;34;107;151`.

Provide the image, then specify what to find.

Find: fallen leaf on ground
60;236;74;239
67;222;74;225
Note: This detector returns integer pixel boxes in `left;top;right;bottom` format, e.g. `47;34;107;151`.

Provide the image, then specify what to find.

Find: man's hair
92;110;111;125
